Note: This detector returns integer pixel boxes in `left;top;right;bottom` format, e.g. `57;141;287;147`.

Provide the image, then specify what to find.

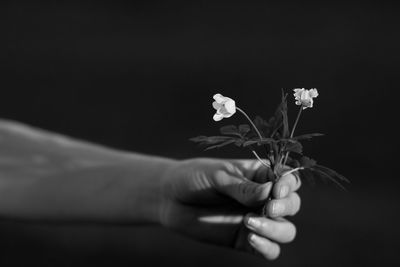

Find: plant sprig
190;90;349;190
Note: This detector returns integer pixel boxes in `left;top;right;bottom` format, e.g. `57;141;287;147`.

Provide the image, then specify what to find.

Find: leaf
190;135;233;145
282;141;303;154
234;139;246;146
258;138;275;145
189;135;210;142
298;156;317;168
253;116;269;137
293;133;324;140
243;140;259;147
265;91;289;139
239;124;251;135
242;138;275;147
298;168;317;186
308;167;348;191
314;165;350;183
278;138;300;143
281;91;290;138
204;139;237;150
295;159;349;191
219;125;241;137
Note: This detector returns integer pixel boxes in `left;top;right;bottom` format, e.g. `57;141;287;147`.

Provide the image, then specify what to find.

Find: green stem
290;106;303;138
251;150;270;168
236;107;271;168
283;106;303;165
236;107;263;141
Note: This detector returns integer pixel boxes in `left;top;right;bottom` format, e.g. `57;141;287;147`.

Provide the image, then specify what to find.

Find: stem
251;150;270;168
283;106;303;165
281;167;304;178
236;107;263;141
290;106;303;138
236;107;272;169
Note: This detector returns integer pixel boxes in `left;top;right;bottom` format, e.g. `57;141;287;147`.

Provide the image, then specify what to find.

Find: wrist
122;155;178;225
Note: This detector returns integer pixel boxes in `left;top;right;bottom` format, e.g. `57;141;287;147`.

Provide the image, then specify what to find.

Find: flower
293;88;319;109
212;93;236;121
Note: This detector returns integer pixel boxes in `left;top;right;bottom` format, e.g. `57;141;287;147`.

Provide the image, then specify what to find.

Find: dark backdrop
2;0;400;266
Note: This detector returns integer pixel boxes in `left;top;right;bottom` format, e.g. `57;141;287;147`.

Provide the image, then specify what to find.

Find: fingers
213;169;273;207
272;172;301;199
266;192;301;218
230;159;271;183
244;214;296;243
248;233;281;260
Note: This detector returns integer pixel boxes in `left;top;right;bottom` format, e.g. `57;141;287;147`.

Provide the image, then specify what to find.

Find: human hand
159;158;301;260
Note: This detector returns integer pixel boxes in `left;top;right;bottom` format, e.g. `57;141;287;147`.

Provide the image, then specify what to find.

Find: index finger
272;172;301;199
230;159;272;184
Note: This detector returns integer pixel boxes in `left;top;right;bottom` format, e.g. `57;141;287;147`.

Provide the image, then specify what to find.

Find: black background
2;0;400;266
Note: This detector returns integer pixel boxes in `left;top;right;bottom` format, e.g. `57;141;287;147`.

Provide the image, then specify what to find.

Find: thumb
213;169;273;207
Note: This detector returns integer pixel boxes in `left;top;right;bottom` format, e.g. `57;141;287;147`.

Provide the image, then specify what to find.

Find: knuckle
259;219;269;231
258;219;268;231
267;200;276;217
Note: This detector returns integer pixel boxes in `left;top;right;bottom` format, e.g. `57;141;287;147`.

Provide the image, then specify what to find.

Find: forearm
0;120;176;224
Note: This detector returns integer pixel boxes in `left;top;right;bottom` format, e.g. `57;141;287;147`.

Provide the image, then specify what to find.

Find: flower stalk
283;106;303;165
236;107;270;168
191;89;349;211
236;107;263;140
290;106;303;138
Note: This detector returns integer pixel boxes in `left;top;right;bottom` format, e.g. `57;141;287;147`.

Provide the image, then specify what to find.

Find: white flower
293;88;319;109
212;93;236;121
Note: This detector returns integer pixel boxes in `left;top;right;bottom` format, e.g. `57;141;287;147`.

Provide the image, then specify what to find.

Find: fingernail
247;217;261;228
248;233;258;243
272;202;285;216
279;185;289;198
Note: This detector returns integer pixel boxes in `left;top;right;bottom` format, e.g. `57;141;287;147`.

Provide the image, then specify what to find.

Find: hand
159;158;301;260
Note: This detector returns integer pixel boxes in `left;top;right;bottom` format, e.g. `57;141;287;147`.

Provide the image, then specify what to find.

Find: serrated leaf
259;138;275;144
298;168;317;186
190;135;234;145
242;138;275;147
220;125;241;137
234;139;246;146
298;156;317;168
283;141;303;154
314;165;350;183
309;167;348;191
281;91;289;138
189;135;206;142
266;92;289;138
239;124;251;135
279;138;300;144
293;133;324;140
243;140;259;147
253;116;269;137
203;136;233;144
204;139;237;150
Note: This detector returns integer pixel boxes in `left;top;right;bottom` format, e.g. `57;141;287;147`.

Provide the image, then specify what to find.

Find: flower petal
212;101;221;110
300;90;308;100
213;113;224;121
224;99;236;114
213;94;225;104
309;89;319;98
293;88;304;99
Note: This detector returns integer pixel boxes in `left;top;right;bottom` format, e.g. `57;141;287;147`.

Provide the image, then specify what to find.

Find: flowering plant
191;89;348;215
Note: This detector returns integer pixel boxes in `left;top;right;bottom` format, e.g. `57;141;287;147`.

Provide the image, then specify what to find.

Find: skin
161;158;301;260
0;119;300;260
